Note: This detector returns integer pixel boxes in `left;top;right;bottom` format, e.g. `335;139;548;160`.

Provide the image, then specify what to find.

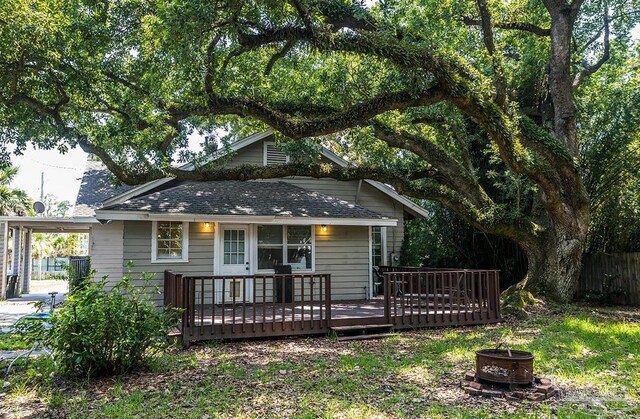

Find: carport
0;217;95;300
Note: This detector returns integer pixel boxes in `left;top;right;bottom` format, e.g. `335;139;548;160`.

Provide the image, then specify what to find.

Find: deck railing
382;270;500;328
165;268;500;343
165;271;332;341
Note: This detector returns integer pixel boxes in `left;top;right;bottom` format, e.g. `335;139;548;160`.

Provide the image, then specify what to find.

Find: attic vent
264;142;289;166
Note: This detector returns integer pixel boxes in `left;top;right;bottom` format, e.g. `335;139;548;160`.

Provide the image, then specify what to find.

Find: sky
8;25;640;207
10;145;88;205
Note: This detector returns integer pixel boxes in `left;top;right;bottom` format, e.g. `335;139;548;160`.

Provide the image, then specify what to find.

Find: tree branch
372;122;493;209
462;16;550;37
288;0;315;35
573;8;610;89
472;0;507;106
264;40;296;76
570;0;587;21
206;85;447;139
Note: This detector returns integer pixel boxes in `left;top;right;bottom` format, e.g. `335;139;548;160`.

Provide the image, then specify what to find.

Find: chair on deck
372;267;384;297
274;264;293;303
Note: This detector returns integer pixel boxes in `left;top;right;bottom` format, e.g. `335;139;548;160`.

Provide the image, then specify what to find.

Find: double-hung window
257;225;313;271
152;221;189;262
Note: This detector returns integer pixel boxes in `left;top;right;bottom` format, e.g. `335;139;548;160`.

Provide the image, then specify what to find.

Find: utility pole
40;172;44;201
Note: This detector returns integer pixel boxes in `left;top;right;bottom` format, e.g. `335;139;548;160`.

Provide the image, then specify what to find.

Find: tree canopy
1;0;639;301
0;164;32;216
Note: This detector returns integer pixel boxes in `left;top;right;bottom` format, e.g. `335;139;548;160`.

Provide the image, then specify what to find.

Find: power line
23;157;83;171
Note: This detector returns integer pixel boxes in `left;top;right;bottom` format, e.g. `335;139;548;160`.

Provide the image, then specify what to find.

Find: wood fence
577;252;640;306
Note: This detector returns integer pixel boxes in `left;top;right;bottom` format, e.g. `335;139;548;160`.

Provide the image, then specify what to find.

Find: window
152;221;189;262
257;225;313;271
257;225;283;269
223;229;245;264
371;227;386;267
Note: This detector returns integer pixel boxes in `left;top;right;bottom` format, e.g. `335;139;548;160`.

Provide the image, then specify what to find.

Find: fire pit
475;348;534;385
461;345;559;401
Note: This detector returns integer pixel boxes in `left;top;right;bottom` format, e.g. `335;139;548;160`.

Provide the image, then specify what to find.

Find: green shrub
64;259;92;294
23;273;177;378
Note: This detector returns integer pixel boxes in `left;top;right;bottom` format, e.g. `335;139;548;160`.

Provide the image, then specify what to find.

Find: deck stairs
330;323;393;341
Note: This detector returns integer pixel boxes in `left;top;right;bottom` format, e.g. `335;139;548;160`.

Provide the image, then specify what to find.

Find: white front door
221;226;249;275
218;225;252;303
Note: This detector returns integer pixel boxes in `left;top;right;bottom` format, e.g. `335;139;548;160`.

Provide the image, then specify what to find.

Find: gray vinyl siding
315;224;370;300
115;221;367;302
280;178;405;258
250;225;370;301
122;221;215;304
223;139;267;167
91;222;125;289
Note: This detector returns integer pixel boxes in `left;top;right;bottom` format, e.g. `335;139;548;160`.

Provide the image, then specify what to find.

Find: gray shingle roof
100;181;388;219
73;160;137;217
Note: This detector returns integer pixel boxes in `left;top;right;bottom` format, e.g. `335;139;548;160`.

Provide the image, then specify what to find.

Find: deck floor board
189;298;487;326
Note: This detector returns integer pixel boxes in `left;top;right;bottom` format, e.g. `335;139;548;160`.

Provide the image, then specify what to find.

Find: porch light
203;222;213;232
320;224;328;232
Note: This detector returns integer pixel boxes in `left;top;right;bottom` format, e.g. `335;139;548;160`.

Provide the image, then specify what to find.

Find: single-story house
1;130;428;301
1;131;501;341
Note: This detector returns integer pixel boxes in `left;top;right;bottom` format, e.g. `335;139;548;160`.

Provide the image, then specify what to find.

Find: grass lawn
0;332;30;351
1;303;639;418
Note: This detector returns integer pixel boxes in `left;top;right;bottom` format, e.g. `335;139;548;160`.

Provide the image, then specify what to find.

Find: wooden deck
164;269;501;343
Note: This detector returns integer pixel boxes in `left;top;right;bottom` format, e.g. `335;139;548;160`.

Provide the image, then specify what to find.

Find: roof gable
73;160;137;217
85;129;428;218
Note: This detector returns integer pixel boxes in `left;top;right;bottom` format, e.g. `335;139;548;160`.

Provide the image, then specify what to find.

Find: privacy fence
577;252;640;306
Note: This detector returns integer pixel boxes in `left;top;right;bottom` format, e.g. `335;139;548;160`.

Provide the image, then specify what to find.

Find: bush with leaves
22;272;177;378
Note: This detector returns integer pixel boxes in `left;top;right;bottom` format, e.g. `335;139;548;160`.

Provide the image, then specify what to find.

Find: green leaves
0;164;32;216
42;271;177;378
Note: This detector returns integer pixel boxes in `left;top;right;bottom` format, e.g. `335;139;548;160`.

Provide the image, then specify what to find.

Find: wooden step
337;333;394;342
330;324;393;332
168;327;182;337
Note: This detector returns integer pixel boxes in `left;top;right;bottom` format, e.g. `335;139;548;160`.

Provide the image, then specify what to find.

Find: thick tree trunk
519;202;589;302
522;237;583;302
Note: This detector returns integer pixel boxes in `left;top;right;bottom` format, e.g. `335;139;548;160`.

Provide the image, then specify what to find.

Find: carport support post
11;227;21;279
21;229;32;294
8;227;22;296
0;222;8;299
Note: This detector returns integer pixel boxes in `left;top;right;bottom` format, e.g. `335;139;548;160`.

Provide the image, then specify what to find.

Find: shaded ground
1;303;639;418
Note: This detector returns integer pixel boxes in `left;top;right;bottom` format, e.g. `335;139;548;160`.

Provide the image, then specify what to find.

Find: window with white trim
152;221;189;262
257;225;313;271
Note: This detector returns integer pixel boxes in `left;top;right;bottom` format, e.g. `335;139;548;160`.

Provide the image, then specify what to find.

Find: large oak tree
1;0;638;301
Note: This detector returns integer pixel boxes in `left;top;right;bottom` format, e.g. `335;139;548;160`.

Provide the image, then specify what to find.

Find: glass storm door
221;227;248;275
218;226;252;303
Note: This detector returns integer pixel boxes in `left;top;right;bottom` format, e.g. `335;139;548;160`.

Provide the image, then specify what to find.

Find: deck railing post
489;271;500;320
384;273;391;324
163;271;172;307
177;274;187;336
496;271;501;319
325;274;331;328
